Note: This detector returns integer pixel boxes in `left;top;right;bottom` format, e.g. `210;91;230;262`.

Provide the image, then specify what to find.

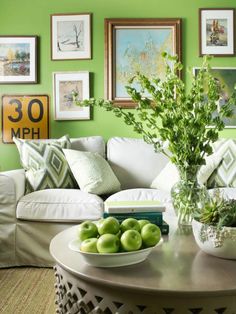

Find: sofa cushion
13;135;77;193
107;137;169;189
63;149;121;195
70;136;105;158
150;162;179;193
16;189;103;222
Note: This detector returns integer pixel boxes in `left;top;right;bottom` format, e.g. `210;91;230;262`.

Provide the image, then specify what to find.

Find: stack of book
103;200;169;235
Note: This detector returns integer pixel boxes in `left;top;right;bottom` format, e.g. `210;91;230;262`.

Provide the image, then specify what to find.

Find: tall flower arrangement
74;53;236;224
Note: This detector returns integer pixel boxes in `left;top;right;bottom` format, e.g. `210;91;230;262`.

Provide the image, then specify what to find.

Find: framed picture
199;8;235;56
53;71;90;120
193;67;236;128
0;36;37;84
51;13;91;60
2;95;49;143
104;18;182;108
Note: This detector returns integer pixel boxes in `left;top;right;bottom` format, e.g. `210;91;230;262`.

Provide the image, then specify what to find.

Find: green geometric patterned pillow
13;135;78;193
207;139;236;188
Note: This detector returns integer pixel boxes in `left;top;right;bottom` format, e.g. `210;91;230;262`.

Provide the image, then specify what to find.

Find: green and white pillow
151;153;222;193
207;139;236;188
14;135;77;193
63;149;121;195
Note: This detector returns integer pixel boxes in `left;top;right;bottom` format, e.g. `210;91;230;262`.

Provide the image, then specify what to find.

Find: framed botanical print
51;13;91;60
0;36;37;84
104;18;182;107
53;71;90;120
193;67;236;127
199;8;235;56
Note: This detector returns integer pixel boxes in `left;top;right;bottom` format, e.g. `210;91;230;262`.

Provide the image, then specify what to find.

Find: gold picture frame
104;18;182;108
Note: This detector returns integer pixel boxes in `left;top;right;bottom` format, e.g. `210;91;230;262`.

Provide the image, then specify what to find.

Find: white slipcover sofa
0;136;171;268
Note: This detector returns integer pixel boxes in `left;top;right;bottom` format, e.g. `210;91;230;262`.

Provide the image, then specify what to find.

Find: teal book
102;212;169;235
103;212;163;225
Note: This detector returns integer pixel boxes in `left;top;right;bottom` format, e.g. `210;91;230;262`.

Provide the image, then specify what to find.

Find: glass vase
171;165;209;226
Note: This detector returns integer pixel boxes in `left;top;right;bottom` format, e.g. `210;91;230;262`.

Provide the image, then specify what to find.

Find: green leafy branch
74;53;236;168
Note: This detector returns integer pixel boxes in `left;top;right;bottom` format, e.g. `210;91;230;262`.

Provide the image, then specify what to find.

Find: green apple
80;238;98;253
97;234;120;253
116;230;122;238
141;223;161;247
120;218;141;233
138;219;150;230
120;230;142;252
77;221;98;241
97;217;120;235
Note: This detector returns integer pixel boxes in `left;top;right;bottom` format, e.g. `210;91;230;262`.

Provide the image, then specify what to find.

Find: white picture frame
53;71;90;120
51;13;91;60
199;8;235;56
0;36;37;84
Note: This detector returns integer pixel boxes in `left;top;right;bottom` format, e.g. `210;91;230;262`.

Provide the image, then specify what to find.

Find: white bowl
192;219;236;260
68;238;163;267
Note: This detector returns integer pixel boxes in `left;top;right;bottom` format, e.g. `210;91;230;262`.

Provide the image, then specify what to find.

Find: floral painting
59;80;83;112
206;19;228;47
53;71;90;120
105;18;181;107
116;28;173;98
194;67;236;127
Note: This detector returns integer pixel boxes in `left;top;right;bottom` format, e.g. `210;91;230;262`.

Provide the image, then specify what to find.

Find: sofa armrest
0;169;25;204
0;169;25;267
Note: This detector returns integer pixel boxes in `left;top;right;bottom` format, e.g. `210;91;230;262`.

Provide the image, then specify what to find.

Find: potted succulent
74;53;236;225
193;190;236;259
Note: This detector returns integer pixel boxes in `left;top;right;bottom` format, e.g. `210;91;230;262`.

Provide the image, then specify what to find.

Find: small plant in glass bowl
192;190;236;259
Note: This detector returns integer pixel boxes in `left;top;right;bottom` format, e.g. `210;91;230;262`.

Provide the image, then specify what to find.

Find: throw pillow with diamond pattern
207;139;236;188
13;135;78;193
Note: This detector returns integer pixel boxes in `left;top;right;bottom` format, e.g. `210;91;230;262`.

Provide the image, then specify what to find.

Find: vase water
171;165;209;225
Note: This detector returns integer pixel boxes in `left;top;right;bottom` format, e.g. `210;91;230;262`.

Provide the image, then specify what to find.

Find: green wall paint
0;0;236;171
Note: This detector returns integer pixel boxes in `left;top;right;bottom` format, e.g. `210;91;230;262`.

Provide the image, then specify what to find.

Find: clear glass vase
171;165;209;226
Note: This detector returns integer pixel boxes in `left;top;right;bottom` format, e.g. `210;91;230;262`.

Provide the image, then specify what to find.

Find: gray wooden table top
50;217;236;297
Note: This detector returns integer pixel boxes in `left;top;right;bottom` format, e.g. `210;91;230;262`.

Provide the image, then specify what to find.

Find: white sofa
0;136;172;268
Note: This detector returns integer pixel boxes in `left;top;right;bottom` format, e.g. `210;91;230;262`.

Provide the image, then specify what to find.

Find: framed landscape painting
104;18;182;107
53;71;90;120
51;13;91;60
199;8;235;56
193;67;236;127
0;36;37;84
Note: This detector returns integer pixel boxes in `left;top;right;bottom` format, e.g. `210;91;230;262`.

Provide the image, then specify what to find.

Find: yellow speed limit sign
2;95;49;143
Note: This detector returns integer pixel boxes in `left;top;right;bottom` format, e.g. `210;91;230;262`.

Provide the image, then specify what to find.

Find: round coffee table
50;219;236;314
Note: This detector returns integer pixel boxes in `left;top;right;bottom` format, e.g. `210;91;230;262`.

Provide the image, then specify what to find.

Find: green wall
0;0;236;171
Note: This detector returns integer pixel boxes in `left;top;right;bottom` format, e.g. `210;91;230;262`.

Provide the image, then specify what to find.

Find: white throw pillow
150;161;179;192
198;154;222;185
63;149;121;195
151;154;222;192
